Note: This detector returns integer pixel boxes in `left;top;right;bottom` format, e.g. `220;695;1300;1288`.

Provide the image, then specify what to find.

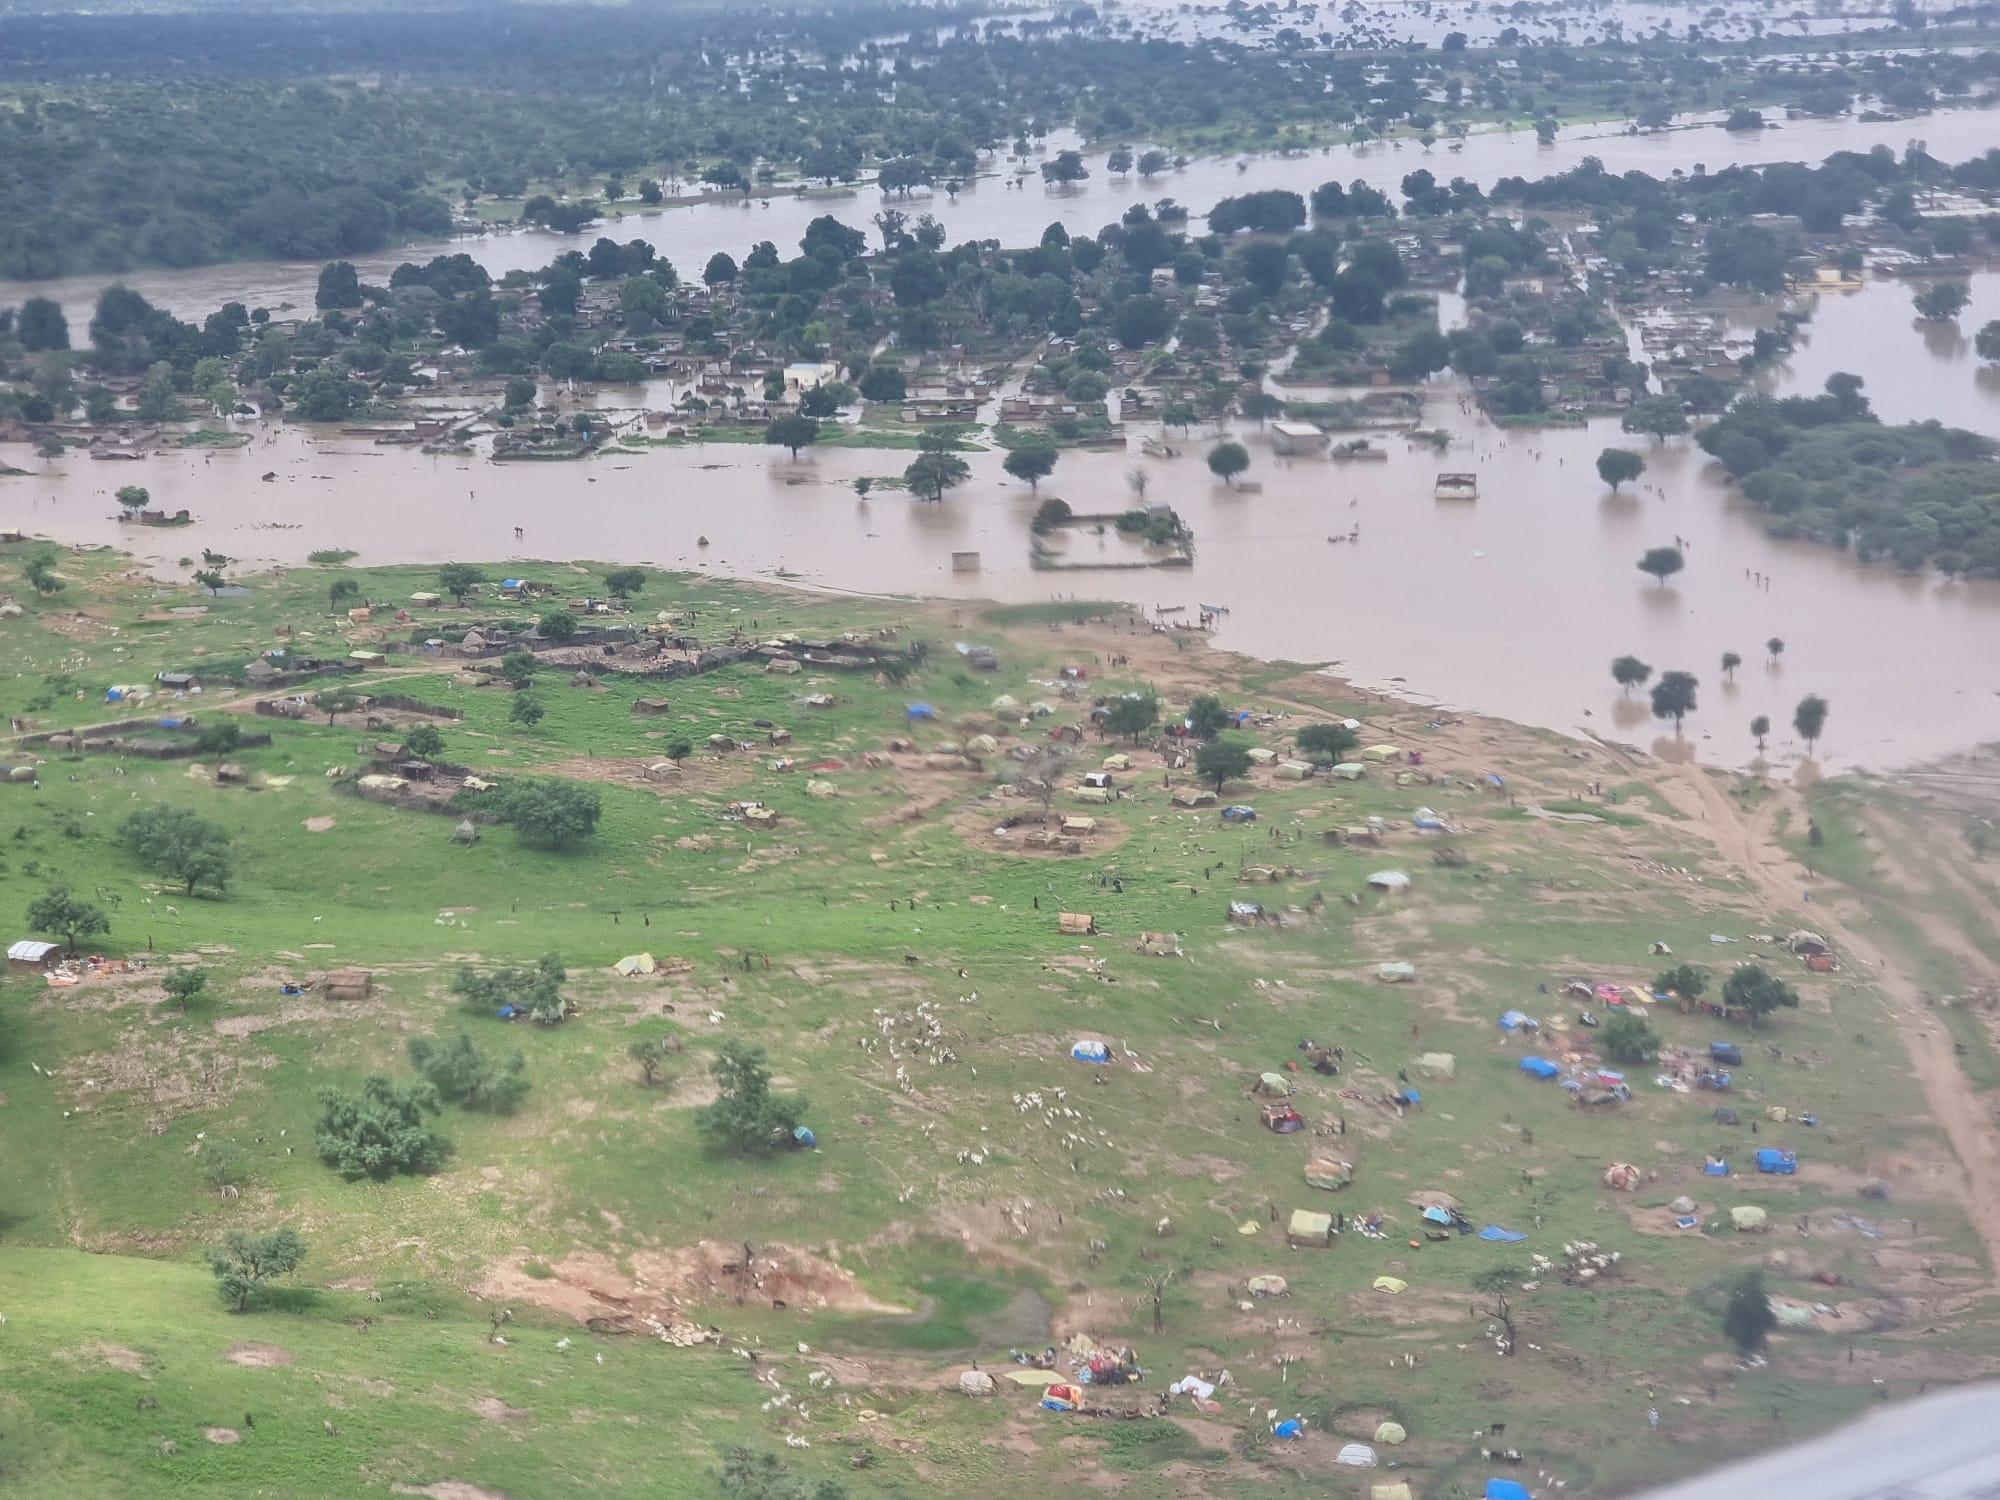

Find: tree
497;778;602;848
665;737;694;765
316;261;362;310
115;484;151;514
1793;694;1829;755
858;365;906;403
1724;1270;1777;1357
504;375;538;410
193;568;226;597
537;608;578;642
1623;395;1690;443
206;1228;309;1312
1030;496;1073;534
1104;692;1159;741
509;693;546;728
407;1032;530;1113
1612;656;1653;696
163;966;209;1012
1207;441;1250;488
1638;546;1685;587
1161;401;1197;433
1002;437;1059;493
438;563;486;603
200;1142;250;1196
904;450;970;503
1650;670;1698;735
698;1041;808;1155
1913;281;1971;323
1977;320;2000;363
1596;448;1644;492
1188;695;1231;740
122;806;232;896
765;414;820;460
402;723;445;762
703;251;738;287
1197;737;1254;794
18;296;69;352
1721;651;1742;682
1767;637;1785;664
1600;1010;1659;1065
329;577;360;612
453;953;570;1025
26;886;109;955
628;1037;672;1087
1723;963;1799;1026
1296;723;1359;763
499;650;538;688
21;551;61;596
315;1076;451;1179
1751;715;1772;751
1040;150;1090;186
1656;964;1709;1001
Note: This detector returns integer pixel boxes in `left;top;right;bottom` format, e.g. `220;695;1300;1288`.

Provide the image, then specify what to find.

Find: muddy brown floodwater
6;269;1999;776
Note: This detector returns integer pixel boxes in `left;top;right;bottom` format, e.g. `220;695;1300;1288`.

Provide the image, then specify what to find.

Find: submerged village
7;6;2000;1498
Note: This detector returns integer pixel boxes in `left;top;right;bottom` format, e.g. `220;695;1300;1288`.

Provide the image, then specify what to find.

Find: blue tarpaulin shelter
1498;1010;1539;1032
1519;1056;1559;1080
1478;1225;1528;1244
1755;1148;1797;1175
1221;804;1257;823
1704;1159;1729;1176
1422;1205;1453;1226
1071;1040;1111;1064
905;703;937;720
792;1126;817;1148
1486;1480;1532;1500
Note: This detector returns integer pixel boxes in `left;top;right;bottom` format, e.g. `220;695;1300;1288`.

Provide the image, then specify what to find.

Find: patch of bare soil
951;800;1136;860
202;1427;240;1445
393;1485;511;1500
475;1241;902;1330
223;1341;293;1368
540;754;752;799
304;815;337;833
73;1342;149;1376
471;1396;532;1423
67;1030;277;1132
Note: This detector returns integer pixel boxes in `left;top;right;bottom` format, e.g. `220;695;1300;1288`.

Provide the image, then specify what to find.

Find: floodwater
6;267;2000;773
8;104;2000;334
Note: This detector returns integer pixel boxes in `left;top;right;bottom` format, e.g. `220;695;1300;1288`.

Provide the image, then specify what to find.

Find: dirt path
1669;763;2000;1284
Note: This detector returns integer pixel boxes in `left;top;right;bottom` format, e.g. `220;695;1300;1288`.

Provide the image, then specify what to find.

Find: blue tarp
1486;1481;1532;1500
793;1126;817;1148
1755;1148;1797;1175
1478;1226;1528;1244
1519;1056;1560;1079
1422;1205;1453;1225
501;579;525;590
1071;1040;1111;1064
158;717;185;729
1273;1419;1304;1440
1498;1010;1538;1032
905;703;937;720
105;688;125;702
1221;805;1257;823
1704;1159;1729;1176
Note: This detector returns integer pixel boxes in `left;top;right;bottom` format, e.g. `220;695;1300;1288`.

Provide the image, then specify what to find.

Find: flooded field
6;266;2000;774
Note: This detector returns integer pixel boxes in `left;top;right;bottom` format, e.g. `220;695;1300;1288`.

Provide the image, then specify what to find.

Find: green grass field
0;541;1993;1497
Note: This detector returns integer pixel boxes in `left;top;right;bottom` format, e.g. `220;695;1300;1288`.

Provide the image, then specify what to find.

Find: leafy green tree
1766;637;1785;664
1596;448;1644;492
1723;963;1799;1026
1207;441;1250;488
1030;496;1073;534
717;1444;848;1500
703;252;738;287
315;689;359;726
316;261;362;310
114;484;150;513
1187;695;1230;740
17;297;69;352
1751;715;1771;751
200;1142;250;1195
509;693;546;727
499;650;538;688
1197;737;1254;794
193;569;226;597
665;737;694;765
1622;395;1690;443
328;577;360;612
1296;723;1359;763
402;723;445;761
1612;656;1652;696
537;608;578;642
1638;546;1685;587
407;1032;530;1113
1599;1010;1659;1064
122;806;232;896
1721;651;1742;682
1793;694;1829;754
1913;280;1970;323
163;966;209;1012
1002;437;1059;493
206;1228;308;1312
1655;964;1709;1001
765;414;820;459
21;551;61;596
1724;1270;1777;1356
604;566;648;600
26;886;109;954
1650;670;1698;735
698;1041;808;1155
904;449;970;503
196;720;242;755
1977;320;2000;363
496;778;602;848
1104;692;1159;741
1161;401;1197;432
438;563;486;603
453;953;570;1025
315;1076;451;1179
504;376;538;409
628;1037;672;1087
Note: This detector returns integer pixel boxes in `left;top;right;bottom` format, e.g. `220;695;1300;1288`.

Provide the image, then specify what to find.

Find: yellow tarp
1372;1276;1408;1294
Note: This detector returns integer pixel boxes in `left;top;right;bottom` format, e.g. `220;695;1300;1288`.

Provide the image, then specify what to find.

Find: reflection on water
7;106;1999;333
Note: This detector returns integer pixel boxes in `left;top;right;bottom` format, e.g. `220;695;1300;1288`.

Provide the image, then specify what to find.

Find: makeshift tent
1372;1276;1407;1294
1246;1274;1289;1298
1374;1421;1408;1446
1486;1481;1532;1500
1704;1158;1730;1176
1361;744;1402;761
990;695;1020;712
1304;1158;1354;1191
1287;1209;1335;1245
1336;1443;1378;1467
611;953;657;977
1498;1010;1540;1032
1332;762;1366;780
1002;1370;1063;1387
1221;804;1258;823
1246;747;1277;765
905;702;937;720
1412;808;1448;832
1040;1383;1084;1412
1070;1040;1111;1064
1519;1056;1560;1080
1377;962;1416;983
1669;1195;1697;1215
1478;1225;1528;1243
1731;1205;1769;1232
1256;1071;1291;1096
1603;1162;1641;1191
8;940;59;965
1058;911;1098;935
959;1370;996;1397
1422;1205;1453;1226
1755;1148;1798;1175
1366;870;1411;892
1274;1419;1305;1441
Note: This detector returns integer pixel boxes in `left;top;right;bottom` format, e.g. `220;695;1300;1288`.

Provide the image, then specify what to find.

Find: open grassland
0;541;1997;1497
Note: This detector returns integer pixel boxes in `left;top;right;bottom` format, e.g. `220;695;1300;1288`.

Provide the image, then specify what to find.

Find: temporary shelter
1070;1039;1111;1064
1255;1071;1291;1096
1602;1162;1641;1191
1415;1052;1456;1079
1485;1481;1532;1500
1246;1274;1289;1297
323;968;373;1001
1304;1158;1354;1190
1366;870;1411;893
1286;1209;1335;1246
8;939;59;969
1332;762;1366;780
1498;1010;1540;1032
1371;1276;1407;1294
1335;1443;1378;1467
1731;1205;1769;1232
1221;804;1257;823
1374;1421;1408;1446
1519;1057;1560;1080
1058;911;1097;935
1755;1148;1798;1175
905;702;937;720
1376;962;1416;983
1361;744;1402;762
612;953;657;977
